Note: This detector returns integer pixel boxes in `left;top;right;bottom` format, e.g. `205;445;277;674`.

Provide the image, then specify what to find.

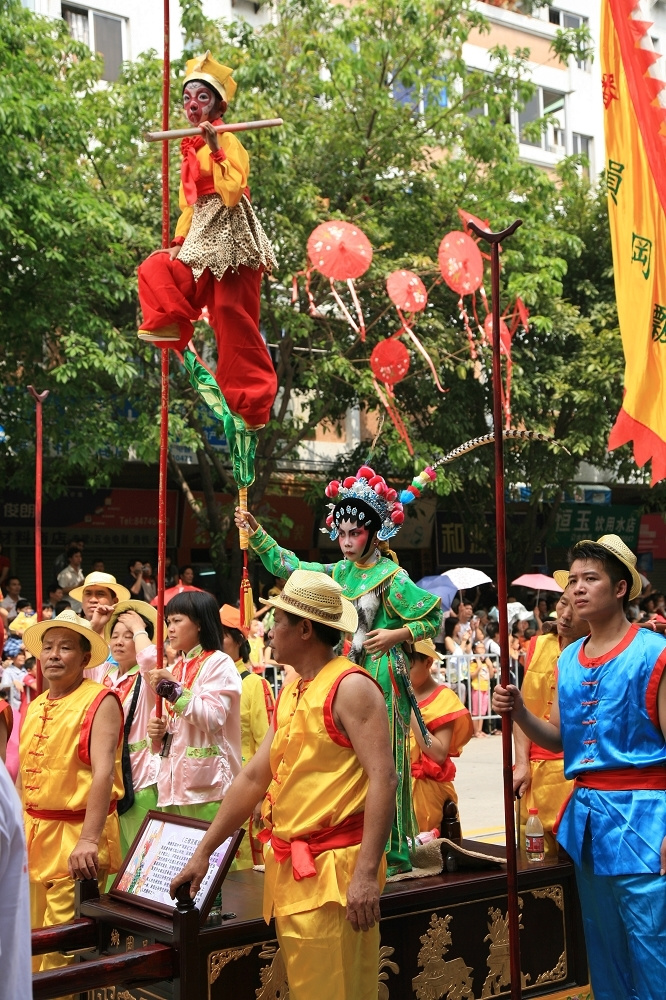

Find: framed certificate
109;811;244;922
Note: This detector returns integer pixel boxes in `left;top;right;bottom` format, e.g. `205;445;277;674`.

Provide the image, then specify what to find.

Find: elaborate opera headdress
322;464;436;542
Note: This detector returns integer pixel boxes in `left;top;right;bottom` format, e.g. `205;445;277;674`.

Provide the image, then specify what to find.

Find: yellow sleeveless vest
21;679;123;880
522;633;563;761
262;656;382;919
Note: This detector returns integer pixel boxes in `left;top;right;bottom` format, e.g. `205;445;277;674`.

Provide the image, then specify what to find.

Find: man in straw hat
19;610;123;978
494;535;666;1000
69;570;131;632
171;570;397;1000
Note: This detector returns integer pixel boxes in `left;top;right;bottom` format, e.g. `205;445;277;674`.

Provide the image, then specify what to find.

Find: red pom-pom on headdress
343;476;357;488
357;465;375;480
325;480;341;498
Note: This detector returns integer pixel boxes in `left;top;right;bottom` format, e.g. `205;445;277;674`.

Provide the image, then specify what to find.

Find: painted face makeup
336;520;371;562
182;82;219;126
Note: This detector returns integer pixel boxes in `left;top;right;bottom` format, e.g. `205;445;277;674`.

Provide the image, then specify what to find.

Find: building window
548;7;590;70
573;132;593;177
518;87;566;153
62;5;123;82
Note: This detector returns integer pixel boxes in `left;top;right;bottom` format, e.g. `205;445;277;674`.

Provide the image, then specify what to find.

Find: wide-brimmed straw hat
413;637;444;662
570;534;643;601
23;609;109;669
103;600;164;644
69;571;131;605
220;604;250;637
259;569;358;634
552;569;568;591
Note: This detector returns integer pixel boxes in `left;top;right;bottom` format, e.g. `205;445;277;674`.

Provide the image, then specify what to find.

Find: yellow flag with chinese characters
604;0;666;484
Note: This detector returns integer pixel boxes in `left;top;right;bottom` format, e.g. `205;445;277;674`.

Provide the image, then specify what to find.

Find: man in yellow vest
171;570;397;1000
513;582;589;855
20;609;124;976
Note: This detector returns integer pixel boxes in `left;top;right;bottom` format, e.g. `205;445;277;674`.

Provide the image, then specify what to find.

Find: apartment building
465;0;666;177
22;0;271;79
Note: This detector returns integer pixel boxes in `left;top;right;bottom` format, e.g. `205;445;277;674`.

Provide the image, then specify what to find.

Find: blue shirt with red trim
556;623;666;874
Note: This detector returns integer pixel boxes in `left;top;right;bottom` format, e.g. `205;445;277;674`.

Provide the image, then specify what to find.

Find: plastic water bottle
408;828;440;848
525;808;545;862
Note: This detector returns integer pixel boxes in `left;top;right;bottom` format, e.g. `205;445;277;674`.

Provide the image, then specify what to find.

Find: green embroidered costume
250;524;442;873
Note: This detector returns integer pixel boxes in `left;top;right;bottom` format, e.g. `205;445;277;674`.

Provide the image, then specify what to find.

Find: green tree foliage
0;0;634;580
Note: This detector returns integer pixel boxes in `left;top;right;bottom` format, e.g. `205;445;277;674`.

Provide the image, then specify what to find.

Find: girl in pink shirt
145;592;242;821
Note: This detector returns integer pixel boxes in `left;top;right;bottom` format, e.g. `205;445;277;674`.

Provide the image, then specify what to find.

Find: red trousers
137;253;277;426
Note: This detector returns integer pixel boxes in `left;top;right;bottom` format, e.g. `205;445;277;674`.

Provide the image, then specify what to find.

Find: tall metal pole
467;218;523;999
28;386;49;695
155;0;171;723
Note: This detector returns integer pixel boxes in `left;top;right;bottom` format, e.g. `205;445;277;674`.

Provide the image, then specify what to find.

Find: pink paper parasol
386;270;427;313
370;338;414;454
306;221;373;340
307;221;373;280
438;231;484;296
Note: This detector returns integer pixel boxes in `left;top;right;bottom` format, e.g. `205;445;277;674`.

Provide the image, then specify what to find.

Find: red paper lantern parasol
370;338;410;385
438;231;484;295
386;270;428;313
307;221;373;280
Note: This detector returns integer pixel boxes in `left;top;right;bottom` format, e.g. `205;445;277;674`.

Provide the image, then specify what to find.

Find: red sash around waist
575;764;666;791
552;764;666;834
258;811;365;881
195;177;251;201
411;754;456;783
26;802;118;822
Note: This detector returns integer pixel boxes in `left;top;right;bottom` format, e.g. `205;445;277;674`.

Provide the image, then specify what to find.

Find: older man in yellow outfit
20;609;123;977
171;570;398;1000
513;581;589;855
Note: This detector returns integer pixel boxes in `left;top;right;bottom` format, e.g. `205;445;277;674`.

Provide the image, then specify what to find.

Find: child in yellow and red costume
408;638;473;833
137;52;277;429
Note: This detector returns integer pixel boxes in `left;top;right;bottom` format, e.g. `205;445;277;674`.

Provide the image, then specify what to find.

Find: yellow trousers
412;777;457;834
275;902;380;1000
31;871;108;1000
519;758;573;858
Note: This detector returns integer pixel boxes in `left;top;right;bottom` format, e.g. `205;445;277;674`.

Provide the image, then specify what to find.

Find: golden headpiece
183;51;237;104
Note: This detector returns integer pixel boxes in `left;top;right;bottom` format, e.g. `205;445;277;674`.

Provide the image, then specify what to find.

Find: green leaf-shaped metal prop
183;346;257;488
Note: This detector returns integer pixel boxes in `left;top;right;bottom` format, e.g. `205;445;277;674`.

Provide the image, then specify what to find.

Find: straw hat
69;571;131;605
23;609;109;669
220;604;250;637
552;570;568;591
259;569;358;634
103;600;164;644
9;610;37;634
570;534;643;601
413;638;444;662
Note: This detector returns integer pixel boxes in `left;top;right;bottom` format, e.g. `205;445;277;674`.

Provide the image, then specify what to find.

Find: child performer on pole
137;52;277;429
234;465;442;875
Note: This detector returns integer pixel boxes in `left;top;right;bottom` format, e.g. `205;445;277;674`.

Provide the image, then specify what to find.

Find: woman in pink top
145;592;242;821
104;601;162;855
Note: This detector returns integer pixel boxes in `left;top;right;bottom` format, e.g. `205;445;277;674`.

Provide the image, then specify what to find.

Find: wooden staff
27;386;49;696
467;217;524;1000
145;118;283;142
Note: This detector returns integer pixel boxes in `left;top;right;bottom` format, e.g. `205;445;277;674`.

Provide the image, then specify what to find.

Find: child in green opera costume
235;464;442;875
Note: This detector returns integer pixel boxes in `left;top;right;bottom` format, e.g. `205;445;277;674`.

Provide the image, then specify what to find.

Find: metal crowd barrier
433;653;504;727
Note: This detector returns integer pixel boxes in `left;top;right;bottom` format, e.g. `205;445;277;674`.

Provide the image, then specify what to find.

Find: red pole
155;0;171;723
467;218;523;999
28;386;49;696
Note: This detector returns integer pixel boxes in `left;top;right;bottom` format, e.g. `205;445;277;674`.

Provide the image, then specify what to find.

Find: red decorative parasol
438;231;484;296
305;221;373;340
370;338;414;453
307;221;373;280
386;270;427;313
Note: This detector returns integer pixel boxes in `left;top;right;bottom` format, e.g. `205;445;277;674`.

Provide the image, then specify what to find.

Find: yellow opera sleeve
209;132;250;208
174;190;194;241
